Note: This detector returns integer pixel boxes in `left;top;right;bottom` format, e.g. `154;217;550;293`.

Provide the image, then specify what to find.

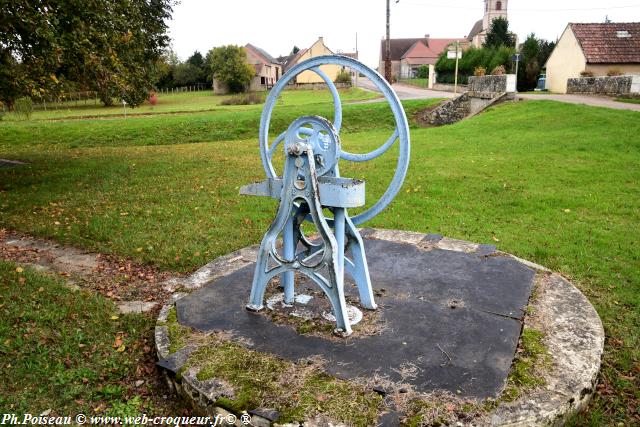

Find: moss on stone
502;327;550;401
185;341;382;425
165;306;194;354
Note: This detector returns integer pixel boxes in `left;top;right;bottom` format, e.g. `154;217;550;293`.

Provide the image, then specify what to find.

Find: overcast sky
168;0;640;67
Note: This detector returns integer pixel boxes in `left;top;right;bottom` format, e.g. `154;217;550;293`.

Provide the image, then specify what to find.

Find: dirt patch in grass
0;229;177;303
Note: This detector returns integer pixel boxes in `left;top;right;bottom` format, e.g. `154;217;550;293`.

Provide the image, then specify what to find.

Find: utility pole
355;32;359;88
454;41;460;94
385;0;392;83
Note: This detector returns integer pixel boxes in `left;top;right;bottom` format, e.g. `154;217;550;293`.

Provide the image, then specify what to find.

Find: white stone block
631;75;640;94
506;74;516;92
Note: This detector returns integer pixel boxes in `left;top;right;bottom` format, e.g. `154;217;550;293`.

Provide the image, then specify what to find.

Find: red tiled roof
381;37;465;62
570;22;640;64
400;39;463;65
381;38;428;61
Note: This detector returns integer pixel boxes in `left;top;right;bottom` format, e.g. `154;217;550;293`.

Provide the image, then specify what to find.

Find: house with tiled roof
545;22;640;93
283;37;358;85
378;36;467;80
244;44;282;91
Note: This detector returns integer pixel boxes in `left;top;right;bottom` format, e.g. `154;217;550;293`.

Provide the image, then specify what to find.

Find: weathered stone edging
155;229;605;426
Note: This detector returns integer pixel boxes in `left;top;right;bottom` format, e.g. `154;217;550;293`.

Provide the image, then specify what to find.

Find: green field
399;78;429;88
0;92;638;424
1;88;380;121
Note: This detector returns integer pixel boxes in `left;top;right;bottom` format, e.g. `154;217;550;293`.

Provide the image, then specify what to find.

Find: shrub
149;93;158;106
607;68;623;77
416;65;429;79
14;97;33;120
492;65;506;75
474;66;486;76
435;45;514;83
220;92;265;106
335;70;352;85
580;70;594;77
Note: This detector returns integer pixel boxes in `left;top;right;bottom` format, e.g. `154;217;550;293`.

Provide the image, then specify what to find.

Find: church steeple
483;0;508;31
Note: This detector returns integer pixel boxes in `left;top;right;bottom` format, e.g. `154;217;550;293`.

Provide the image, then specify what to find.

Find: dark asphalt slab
176;237;535;398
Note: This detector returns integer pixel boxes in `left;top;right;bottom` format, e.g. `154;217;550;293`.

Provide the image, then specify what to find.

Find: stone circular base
156;229;604;426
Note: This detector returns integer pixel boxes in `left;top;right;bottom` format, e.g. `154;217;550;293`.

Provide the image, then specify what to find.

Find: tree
173;63;202;86
0;0;174;107
484;17;516;49
186;51;206;83
209;45;255;93
519;34;541;91
187;51;204;69
538;39;556;70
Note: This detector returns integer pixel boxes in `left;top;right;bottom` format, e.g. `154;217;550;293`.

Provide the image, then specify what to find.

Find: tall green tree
186;51;206;83
0;0;174;107
209;45;254;93
538;39;556;69
483;17;516;49
519;33;541;91
187;51;204;69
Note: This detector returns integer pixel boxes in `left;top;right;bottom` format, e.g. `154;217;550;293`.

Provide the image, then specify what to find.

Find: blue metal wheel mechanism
284;115;340;178
259;55;411;225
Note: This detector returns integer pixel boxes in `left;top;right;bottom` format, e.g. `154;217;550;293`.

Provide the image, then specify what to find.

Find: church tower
483;0;508;32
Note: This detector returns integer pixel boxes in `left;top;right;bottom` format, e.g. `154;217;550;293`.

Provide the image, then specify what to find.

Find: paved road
519;93;640;112
357;77;455;100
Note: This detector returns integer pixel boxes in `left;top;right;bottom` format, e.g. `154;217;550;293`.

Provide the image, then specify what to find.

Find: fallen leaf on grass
15;267;23;273
110;315;119;320
113;337;123;348
116;345;126;353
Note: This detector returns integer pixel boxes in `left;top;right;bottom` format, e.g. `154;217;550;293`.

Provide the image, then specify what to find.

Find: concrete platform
156;229;604;426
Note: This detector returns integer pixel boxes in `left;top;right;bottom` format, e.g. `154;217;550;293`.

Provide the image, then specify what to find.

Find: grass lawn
399;78;429;88
0;261;179;416
0;96;639;424
616;97;640;105
1;87;380;122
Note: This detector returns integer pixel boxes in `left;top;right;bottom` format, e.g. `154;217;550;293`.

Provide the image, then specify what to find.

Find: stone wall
468;74;516;94
432;83;468;93
423;93;470;126
566;75;640;95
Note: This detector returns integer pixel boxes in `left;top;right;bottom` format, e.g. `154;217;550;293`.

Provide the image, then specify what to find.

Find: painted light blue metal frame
245;55;410;335
259;55;410;225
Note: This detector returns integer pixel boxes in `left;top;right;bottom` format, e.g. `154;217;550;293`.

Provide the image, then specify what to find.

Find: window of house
496;1;502;11
261;77;266;85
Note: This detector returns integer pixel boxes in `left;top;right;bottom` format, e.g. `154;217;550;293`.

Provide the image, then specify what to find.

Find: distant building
213;44;281;94
545;22;640;93
280;37;357;85
467;0;509;48
378;36;466;80
245;44;282;91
